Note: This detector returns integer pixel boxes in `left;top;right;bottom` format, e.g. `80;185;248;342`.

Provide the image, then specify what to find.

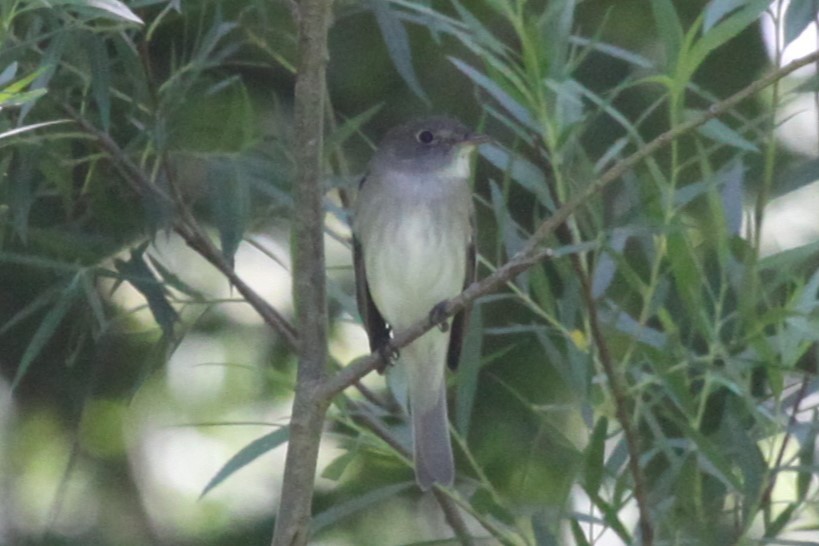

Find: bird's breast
362;193;470;329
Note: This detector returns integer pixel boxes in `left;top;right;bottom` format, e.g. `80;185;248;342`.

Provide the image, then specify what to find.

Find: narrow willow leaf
797;409;818;501
455;304;483;437
311;483;414;534
570;520;592;546
584;417;608;496
371;1;429;104
450;0;508;56
541;0;575;78
323;103;383;160
651;0;684;70
114;245;178;337
0;62;17;86
200;427;289;497
480;144;553;210
85;34;111;131
0;283;62;337
719;160;745;235
0;120;69;143
692;111;758;152
686;0;770;79
208;160;249;269
449;57;539;131
12;275;81;389
321;451;356;481
703;0;747;32
531;513;559;546
784;0;819;46
591;228;629;298
43;0;144;24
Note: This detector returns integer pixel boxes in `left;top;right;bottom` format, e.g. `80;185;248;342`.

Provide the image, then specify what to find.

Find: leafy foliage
1;0;819;545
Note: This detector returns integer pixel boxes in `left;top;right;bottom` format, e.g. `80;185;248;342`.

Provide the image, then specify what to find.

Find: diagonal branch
62;104;299;350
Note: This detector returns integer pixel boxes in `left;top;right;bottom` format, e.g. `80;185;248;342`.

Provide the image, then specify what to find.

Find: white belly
364;208;467;330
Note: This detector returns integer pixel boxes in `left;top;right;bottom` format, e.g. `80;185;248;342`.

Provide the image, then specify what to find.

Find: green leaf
0;63;17;86
685;0;770;80
541;0;575;78
371;1;429;104
311;482;414;534
321;451;356;481
797;409;818;501
12;274;81;389
0;67;46;107
718;159;745;235
43;0;144;24
651;0;684;70
85;34;111;131
201;427;289;497
114;244;178;337
569;520;592;546
785;0;819;45
449;57;539;131
455;304;483;437
693;112;758;152
480;144;554;210
208;160;250;269
323;103;383;160
703;0;747;31
584;417;607;497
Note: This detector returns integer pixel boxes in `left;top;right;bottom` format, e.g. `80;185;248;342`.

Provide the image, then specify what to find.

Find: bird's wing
353;234;391;356
446;220;477;371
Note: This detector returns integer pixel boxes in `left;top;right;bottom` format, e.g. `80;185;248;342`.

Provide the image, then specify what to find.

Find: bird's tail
405;330;454;490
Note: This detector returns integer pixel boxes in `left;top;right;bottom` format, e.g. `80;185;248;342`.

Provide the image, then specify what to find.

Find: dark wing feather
353;235;391;354
446;226;477;370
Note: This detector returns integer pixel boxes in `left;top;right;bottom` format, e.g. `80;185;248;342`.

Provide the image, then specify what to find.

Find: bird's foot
430;301;450;332
376;343;399;374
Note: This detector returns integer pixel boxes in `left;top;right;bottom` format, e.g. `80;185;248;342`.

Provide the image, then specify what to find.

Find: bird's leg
429;301;450;332
375;343;399;374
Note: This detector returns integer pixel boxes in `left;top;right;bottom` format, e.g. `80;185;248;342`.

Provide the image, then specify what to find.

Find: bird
353;116;487;489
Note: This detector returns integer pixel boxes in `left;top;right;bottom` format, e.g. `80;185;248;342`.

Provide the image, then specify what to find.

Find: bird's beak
462;133;492;147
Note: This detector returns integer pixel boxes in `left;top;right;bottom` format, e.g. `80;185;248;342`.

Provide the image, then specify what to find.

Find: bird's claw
430;301;449;332
376;344;399;374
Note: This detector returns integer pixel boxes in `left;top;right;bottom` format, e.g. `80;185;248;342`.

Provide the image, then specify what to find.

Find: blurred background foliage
1;0;819;544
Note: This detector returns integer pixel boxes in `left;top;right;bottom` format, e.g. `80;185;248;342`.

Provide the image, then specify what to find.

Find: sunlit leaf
784;0;819;46
311;482;414;534
703;0;747;32
201;427;290;497
38;0;144;24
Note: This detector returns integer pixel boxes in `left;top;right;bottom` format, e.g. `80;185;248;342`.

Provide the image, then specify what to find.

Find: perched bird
353;116;487;489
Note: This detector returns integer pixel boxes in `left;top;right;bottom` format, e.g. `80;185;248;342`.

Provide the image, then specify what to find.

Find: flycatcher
353;116;487;489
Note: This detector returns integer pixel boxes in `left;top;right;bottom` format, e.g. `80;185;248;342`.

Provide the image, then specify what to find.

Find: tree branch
271;0;334;544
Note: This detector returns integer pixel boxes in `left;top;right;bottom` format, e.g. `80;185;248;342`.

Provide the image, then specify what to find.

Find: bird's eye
416;130;435;144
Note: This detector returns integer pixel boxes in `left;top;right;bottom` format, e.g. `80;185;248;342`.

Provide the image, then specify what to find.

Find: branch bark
271;0;334;544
